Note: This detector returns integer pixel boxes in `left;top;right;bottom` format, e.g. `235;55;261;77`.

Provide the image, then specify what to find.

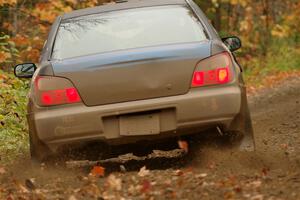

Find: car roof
62;0;188;20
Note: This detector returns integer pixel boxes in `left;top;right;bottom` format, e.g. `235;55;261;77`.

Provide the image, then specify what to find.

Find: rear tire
225;89;255;151
29;131;51;163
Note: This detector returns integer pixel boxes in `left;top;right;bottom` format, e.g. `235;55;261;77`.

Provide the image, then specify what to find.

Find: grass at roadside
242;44;300;88
0;70;29;163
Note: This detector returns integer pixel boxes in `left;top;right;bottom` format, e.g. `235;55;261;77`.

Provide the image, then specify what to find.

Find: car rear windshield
52;5;207;60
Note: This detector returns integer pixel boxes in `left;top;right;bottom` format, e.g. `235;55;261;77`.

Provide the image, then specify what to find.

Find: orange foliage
2;22;14;32
0;0;299;70
178;140;189;153
20;48;40;63
90;166;105;177
0;0;16;6
10;35;30;47
33;3;60;23
0;0;112;69
0;52;11;63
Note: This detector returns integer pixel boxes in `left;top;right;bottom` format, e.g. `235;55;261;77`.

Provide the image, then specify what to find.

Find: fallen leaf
25;178;36;190
174;169;184;176
69;195;77;200
207;162;216;170
91;166;105;177
234;185;242;193
106;174;122;191
140;180;151;193
15;181;29;193
6;194;14;200
196;173;208;178
261;167;270;177
138;166;150;177
250;180;262;188
224;191;235;199
250;194;264;200
0;167;6;175
128;184;137;195
280;143;288;150
178;140;189;153
164;179;172;186
79;183;101;198
120;165;126;173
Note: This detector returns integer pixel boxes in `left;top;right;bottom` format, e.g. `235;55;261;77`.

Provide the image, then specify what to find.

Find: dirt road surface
1;76;300;200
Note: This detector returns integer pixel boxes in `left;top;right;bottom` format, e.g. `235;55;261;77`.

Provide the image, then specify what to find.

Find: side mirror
222;36;242;52
14;63;37;78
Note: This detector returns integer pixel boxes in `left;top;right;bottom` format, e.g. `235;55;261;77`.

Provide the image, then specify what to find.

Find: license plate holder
120;113;160;136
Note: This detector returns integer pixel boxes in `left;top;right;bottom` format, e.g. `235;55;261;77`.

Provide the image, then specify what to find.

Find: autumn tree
0;0;299;71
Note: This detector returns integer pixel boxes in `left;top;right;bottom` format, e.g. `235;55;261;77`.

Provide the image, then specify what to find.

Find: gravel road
1;76;300;200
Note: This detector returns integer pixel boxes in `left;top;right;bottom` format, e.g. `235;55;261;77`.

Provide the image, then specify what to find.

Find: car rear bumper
28;84;242;151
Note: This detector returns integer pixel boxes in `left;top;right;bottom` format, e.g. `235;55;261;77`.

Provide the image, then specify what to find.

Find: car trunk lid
51;41;211;106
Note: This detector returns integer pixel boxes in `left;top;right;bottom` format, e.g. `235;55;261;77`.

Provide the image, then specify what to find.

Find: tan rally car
14;0;255;161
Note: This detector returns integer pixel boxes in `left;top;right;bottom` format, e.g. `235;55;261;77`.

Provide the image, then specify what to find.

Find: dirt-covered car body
14;0;254;160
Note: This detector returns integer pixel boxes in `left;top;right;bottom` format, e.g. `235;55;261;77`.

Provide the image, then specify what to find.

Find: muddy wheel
29;131;51;163
225;91;255;151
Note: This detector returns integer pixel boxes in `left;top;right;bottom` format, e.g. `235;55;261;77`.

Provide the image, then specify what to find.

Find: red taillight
35;76;81;106
66;88;81;103
191;52;233;87
217;68;229;83
192;71;204;87
41;91;57;105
